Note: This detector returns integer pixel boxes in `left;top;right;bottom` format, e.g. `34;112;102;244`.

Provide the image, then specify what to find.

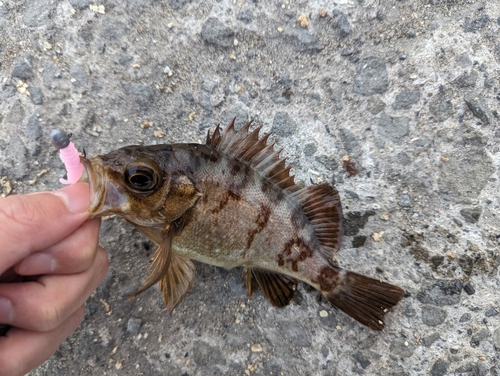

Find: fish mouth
81;157;125;217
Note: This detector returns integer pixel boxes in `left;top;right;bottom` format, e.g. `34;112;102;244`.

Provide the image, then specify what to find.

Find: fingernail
51;183;90;214
18;253;57;275
0;298;14;324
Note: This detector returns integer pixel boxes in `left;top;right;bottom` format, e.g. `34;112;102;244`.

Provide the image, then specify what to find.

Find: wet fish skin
83;120;404;330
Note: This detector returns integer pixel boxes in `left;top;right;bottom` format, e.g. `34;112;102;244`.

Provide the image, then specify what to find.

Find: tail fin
324;271;404;330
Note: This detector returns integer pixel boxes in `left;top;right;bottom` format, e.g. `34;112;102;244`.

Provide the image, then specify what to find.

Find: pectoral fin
131;224;174;298
246;268;297;308
158;255;195;312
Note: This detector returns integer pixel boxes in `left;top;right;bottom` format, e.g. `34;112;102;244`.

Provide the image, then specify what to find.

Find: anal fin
246;268;297;308
158;255;195;312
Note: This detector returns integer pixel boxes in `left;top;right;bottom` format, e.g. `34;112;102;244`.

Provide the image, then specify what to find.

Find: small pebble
319;310;328;318
372;231;384;242
89;4;105;14
297;14;309;28
251;344;263;352
463;283;475;295
485;309;499;317
154;130;165;138
127;318;142;334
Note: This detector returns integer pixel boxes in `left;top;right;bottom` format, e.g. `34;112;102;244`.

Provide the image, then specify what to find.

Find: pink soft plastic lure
50;129;83;184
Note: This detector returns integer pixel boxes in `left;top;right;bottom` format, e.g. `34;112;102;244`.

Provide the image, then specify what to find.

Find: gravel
282;28;324;54
438;145;495;201
430;359;449;376
10;58;34;81
429;95;454;122
416;280;463;306
389;338;415;358
25;114;42;141
494;327;500;350
28;87;44;105
459;313;471;322
421;305;447;327
377;113;410;142
366;96;386;115
391;89;421;110
354;57;389;96
460;206;482;223
332;10;352;38
485;309;499;317
453;70;479;88
201;17;235;48
463;282;476;294
464;15;490;32
126;318;143;334
271;111;298;137
464;93;493;124
124;84;156;109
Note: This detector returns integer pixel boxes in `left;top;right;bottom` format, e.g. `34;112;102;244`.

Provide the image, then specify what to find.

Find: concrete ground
1;0;499;375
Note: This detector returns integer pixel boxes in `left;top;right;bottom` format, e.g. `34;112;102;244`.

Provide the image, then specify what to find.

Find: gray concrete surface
1;0;499;375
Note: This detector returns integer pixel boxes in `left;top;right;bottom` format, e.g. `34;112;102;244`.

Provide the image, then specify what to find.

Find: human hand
0;183;109;376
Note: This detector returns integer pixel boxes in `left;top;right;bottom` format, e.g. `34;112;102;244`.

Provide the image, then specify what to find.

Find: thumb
0;183;91;274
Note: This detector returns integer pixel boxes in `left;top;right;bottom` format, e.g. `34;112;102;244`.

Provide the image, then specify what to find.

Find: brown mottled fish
82;119;404;330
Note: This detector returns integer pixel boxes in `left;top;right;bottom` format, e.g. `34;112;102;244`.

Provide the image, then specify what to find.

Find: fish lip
81;157;106;216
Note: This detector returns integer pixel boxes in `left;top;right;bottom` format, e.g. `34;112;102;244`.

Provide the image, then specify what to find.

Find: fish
81;119;404;330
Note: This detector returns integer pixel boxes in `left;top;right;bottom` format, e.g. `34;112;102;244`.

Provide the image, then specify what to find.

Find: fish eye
125;158;162;195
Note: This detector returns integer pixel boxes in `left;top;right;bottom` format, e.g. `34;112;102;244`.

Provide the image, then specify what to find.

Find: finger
0;246;108;332
15;218;101;276
0;183;91;274
0;305;84;376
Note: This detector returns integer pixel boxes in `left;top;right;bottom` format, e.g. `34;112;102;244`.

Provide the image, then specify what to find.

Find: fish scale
172;147;320;275
82;119;404;330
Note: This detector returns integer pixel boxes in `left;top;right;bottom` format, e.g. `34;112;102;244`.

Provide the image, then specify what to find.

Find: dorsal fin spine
205;119;302;204
277;175;295;189
234;124;261;157
224;120;252;154
270;165;292;182
241;133;271;161
249;142;276;166
218;118;236;150
259;152;285;176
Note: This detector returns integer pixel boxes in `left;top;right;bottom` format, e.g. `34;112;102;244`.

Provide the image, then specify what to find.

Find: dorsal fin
206;118;297;191
291;183;344;259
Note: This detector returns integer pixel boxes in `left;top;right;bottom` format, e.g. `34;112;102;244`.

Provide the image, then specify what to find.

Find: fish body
83;120;404;330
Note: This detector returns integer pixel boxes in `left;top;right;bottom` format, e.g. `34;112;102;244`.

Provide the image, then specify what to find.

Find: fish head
82;145;198;228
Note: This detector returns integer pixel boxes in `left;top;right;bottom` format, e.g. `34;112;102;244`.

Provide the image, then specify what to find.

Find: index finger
0;183;91;274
